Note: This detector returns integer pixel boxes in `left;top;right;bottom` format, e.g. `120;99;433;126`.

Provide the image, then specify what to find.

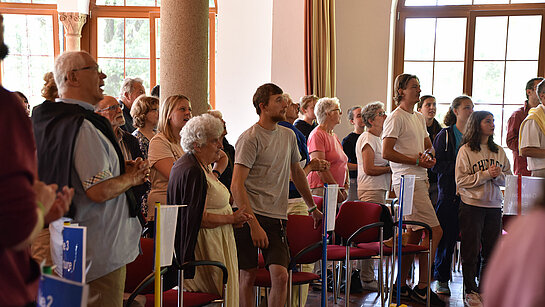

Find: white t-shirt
355;131;391;191
520;119;545;171
382;107;428;185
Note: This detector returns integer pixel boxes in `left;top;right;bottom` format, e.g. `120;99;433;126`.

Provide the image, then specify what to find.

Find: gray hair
347;105;362;121
208;109;223;119
315;97;340;125
361;101;384;128
281;93;293;103
120;77;144;96
53;51;87;95
180;113;224;153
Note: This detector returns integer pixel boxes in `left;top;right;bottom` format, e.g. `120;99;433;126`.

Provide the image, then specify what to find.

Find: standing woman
307;97;349;202
455;111;511;307
131;95;159;159
432;95;474;296
168;114;251;307
147;95;192;223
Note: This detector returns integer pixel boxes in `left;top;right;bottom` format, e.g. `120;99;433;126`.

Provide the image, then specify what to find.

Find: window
395;1;545;159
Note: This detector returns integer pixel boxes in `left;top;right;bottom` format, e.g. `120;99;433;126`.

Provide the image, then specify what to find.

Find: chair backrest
125;238;155;293
335;201;382;244
312;195;324;211
287;214;323;264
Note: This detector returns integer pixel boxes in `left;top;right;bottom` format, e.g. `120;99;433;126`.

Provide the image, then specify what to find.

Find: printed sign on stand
37;274;88;307
158;205;183;266
62;225;86;283
400;175;415;216
504;175;544;215
325;184;338;231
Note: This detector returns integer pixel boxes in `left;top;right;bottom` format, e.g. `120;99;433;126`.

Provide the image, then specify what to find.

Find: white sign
324;184;338;231
400;175;415;216
158;205;182;266
504;175;544;215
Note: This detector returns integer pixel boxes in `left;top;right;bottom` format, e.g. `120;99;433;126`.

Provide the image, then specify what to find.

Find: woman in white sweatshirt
455;111;512;307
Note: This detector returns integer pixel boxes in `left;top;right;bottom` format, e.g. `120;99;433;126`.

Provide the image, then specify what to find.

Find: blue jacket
432;126;458;202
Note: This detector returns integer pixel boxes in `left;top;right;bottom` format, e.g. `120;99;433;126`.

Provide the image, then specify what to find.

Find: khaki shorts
393;180;439;230
88;265;126;307
234;214;290;270
357;189;387;205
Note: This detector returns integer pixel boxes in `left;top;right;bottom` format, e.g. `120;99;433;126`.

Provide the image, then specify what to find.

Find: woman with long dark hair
432;95;473;295
455;111;511;307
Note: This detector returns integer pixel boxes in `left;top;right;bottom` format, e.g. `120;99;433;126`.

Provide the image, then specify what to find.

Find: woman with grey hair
307;97;349;202
168;114;251;307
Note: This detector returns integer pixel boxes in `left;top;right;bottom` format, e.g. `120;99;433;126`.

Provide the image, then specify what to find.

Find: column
160;0;208;115
59;12;87;51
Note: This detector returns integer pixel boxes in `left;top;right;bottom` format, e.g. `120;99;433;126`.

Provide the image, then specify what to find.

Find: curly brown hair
41;71;58;101
130;95;159;128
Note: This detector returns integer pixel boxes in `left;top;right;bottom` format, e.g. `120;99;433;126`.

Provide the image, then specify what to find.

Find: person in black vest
32;51;149;307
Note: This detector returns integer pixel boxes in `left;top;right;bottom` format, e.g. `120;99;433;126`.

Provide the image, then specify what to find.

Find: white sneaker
464;291;483;307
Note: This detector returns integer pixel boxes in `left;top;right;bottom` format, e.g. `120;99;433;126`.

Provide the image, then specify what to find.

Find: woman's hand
337;188;348;203
488;164;501;178
44;186;74;225
308;158;330;172
233;208;253;226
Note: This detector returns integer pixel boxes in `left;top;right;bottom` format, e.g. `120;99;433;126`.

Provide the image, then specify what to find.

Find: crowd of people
2;10;545;307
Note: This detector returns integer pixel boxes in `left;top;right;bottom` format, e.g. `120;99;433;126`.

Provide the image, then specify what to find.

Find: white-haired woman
168;114;251;307
307;97;349;202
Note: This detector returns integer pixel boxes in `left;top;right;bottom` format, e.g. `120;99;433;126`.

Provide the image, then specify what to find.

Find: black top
120;100;136;133
218;137;235;192
426;118;442;184
294;119;317;141
342;132;361;179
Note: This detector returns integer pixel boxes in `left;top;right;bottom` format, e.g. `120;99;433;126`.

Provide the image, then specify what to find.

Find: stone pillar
59;12;87;51
160;0;208;115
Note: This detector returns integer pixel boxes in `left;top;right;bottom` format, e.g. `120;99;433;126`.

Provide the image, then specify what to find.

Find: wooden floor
305;270;465;307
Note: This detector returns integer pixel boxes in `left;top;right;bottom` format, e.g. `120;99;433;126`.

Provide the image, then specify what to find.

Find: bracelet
212;170;221;178
308;205;318;213
36;201;45;215
416;158;420;166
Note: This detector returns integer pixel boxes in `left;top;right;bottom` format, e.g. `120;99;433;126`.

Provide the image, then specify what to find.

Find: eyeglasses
96;104;121;113
72;64;102;74
376;111;386;117
331;108;342;114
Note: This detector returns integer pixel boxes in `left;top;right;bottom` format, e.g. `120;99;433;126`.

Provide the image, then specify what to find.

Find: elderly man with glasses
32;51;149;307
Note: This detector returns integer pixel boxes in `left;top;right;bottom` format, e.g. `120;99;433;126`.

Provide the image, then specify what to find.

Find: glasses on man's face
72;64;102;74
376;111;386;117
96;104;121;113
331;108;342;114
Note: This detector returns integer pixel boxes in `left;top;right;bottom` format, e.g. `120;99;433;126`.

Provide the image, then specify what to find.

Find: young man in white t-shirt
382;74;445;306
232;83;322;307
520;79;545;177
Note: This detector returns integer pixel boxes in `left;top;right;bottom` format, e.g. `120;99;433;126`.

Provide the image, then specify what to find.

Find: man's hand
125;158;150;186
44;186;74;225
488;164;501;178
250;223;269;248
311;209;323;229
34;180;57;215
418;152;436;169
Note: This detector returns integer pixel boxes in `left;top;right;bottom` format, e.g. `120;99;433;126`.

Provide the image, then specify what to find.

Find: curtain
304;0;336;97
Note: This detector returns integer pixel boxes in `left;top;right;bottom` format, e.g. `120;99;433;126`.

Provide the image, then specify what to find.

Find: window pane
474;16;508;60
511;0;545;2
506;15;541;60
436;103;450;125
156;18;160;58
98;58;124;97
125;59;150;90
435;18;466;61
405;0;437;5
125;19;150;58
433;62;464;104
474;0;508;3
472;61;505;104
404;18;435;60
0;0;31;3
209;0;215;7
126;0;155;6
156;59;160;85
437;0;472;4
97;18;124;58
32;0;56;3
95;0;124;5
504;61;538;105
404;61;433;94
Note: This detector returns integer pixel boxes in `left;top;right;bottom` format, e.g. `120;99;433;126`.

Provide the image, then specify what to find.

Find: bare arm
212;150;228;176
383;137;436;169
347;162;358;171
153;157;176;179
361;144;390;176
290;162;322;226
86;159;148;203
309;151;339;184
201;208;252;229
520;147;545;158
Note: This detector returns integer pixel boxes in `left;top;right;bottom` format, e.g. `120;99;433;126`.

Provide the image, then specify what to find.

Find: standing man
32;51;149;307
507;77;543;176
520;79;545;177
119;77;146;133
342;105;365;201
232;84;322;307
294;94;318;140
382;74;444;306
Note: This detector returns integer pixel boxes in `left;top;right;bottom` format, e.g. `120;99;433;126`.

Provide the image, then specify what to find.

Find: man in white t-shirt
232;83;322;307
520;79;545;177
382;74;445;306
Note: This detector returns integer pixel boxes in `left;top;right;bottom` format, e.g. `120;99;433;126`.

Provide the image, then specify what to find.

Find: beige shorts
357;189;387;205
393;180;439;230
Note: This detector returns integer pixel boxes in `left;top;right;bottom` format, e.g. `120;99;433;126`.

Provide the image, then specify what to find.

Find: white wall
216;0;274;140
334;0;394;139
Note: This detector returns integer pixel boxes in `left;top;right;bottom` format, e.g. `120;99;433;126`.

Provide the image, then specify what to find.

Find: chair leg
427;236;432;307
332;261;338;304
344;249;351;307
288;271;293;307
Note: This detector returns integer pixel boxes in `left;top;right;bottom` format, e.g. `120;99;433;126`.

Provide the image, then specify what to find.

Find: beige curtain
305;0;336;97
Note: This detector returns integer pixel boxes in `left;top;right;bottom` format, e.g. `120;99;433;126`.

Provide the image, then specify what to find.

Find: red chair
254;214;323;306
124;238;227;307
326;201;385;307
312;195;324;212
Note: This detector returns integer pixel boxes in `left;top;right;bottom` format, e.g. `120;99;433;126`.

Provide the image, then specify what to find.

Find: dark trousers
459;202;501;294
433;195;460;282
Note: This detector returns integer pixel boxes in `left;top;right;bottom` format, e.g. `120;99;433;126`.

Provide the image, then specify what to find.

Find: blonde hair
158;94;191;143
131;95;159;128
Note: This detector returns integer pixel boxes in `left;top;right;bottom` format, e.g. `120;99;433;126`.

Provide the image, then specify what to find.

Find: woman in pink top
307;97;349;202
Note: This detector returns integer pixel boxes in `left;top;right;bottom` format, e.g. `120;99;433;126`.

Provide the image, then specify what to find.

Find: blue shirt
279;121;310;198
453;124;463;157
